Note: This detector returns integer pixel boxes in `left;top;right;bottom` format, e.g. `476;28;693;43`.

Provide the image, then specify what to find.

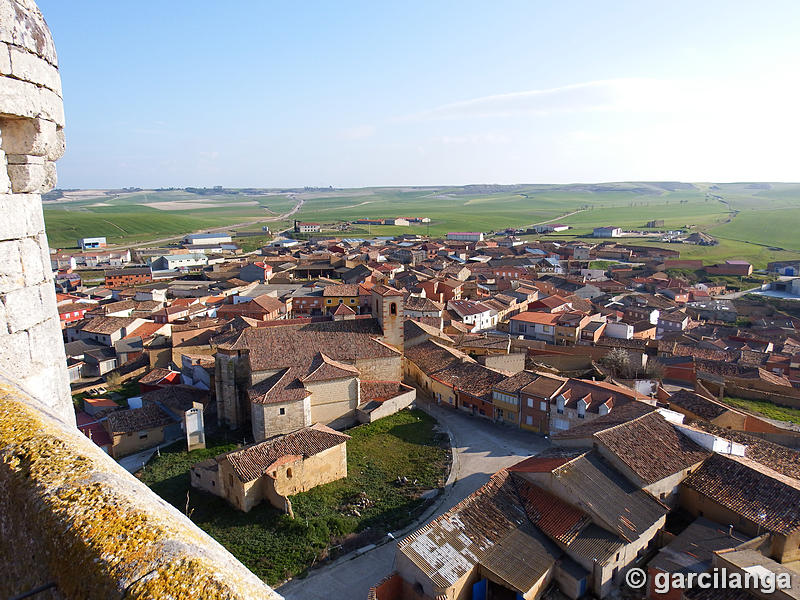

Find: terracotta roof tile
594;412;710;484
222;424;350;482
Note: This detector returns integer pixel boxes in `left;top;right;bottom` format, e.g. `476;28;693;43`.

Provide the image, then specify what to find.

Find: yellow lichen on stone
0;383;283;600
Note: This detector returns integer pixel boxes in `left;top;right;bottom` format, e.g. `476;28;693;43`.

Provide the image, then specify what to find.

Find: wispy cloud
405;78;715;120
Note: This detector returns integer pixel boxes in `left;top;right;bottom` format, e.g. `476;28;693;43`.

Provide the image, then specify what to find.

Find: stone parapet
0;0;71;422
0;379;283;600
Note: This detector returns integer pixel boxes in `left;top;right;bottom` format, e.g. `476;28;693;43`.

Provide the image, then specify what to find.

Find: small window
138;431;148;440
540;401;547;411
279;407;285;415
557;408;564;415
526;415;533;425
286;468;293;478
390;302;397;315
211;480;215;486
527;398;533;408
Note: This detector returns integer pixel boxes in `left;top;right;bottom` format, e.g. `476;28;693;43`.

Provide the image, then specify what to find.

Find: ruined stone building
191;423;349;513
214;284;411;441
0;2;281;597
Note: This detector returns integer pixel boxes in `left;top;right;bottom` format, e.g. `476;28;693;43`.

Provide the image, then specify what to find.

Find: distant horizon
50;180;800;192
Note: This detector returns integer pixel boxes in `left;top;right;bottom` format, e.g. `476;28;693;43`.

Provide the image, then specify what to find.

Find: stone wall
0;0;72;423
0;379;282;599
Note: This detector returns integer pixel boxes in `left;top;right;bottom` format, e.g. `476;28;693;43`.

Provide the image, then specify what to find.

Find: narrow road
277;403;549;600
527;208;585;228
106;196;304;252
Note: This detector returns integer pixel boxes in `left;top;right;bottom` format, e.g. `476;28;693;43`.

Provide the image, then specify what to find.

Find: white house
184;233;232;246
447;299;497;332
604;321;634;340
78;237;107;250
151;253;208;271
446;232;484;242
593;226;622;238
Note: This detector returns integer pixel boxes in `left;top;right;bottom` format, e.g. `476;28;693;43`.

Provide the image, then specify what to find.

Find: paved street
277;403;550;600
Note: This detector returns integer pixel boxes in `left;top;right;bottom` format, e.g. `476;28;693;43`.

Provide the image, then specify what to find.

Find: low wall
0;379;282;600
725;383;800;409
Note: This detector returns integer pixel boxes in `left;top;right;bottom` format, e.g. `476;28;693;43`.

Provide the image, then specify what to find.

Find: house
446;231;484;242
403;339;474;406
509;311;561;342
705;260;753;277
446;299;497;332
404;296;444;318
592;411;709;506
520;377;649;435
657;310;689;338
57;302;92;327
647;517;748;600
78;236;107;250
70;316;148;346
216;294;285;321
391;469;560;600
679;453;800;563
150;253;208;271
191;423;349;513
238;261;274;283
183;233;232;246
295;221;321;233
593;226;622;238
320;283;363;313
103;403;175;458
104;267;152;287
492;370;540;427
341;263;373;285
511;450;670;598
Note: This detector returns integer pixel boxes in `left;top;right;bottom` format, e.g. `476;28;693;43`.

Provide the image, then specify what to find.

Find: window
138;431;148;440
390;302;397;315
286;468;293;478
279;407;285;415
326;299;332;304
527;398;533;408
540;401;547;411
557;407;564;414
526;415;533;425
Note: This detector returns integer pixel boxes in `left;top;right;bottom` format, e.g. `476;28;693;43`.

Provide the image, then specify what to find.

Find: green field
43;182;800;266
138;409;449;584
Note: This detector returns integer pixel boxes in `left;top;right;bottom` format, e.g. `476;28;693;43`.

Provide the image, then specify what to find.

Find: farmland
43;182;800;267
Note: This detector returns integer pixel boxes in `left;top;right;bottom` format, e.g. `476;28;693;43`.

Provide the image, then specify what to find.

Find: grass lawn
721;396;800;425
137;409;450;584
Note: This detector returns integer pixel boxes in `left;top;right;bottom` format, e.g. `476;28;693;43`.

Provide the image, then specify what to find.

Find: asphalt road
277;403;550;600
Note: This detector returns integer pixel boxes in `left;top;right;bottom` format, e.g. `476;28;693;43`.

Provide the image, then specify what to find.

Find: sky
38;0;800;188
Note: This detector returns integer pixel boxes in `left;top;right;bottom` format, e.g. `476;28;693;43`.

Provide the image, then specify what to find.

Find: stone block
27;316;65;369
0;77;64;126
0;192;44;240
7;161;46;192
8;44;62;95
2;282;44;332
0;193;45;240
18;236;46;286
38;275;56;308
46;126;64;161
0;329;32;378
1;116;59;156
0;41;10;75
0;3;58;66
0;238;23;293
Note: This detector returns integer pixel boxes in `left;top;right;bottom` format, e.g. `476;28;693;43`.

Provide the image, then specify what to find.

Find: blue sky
39;1;800;188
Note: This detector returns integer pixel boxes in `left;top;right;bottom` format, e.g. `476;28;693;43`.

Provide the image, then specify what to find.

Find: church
214;285;409;441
